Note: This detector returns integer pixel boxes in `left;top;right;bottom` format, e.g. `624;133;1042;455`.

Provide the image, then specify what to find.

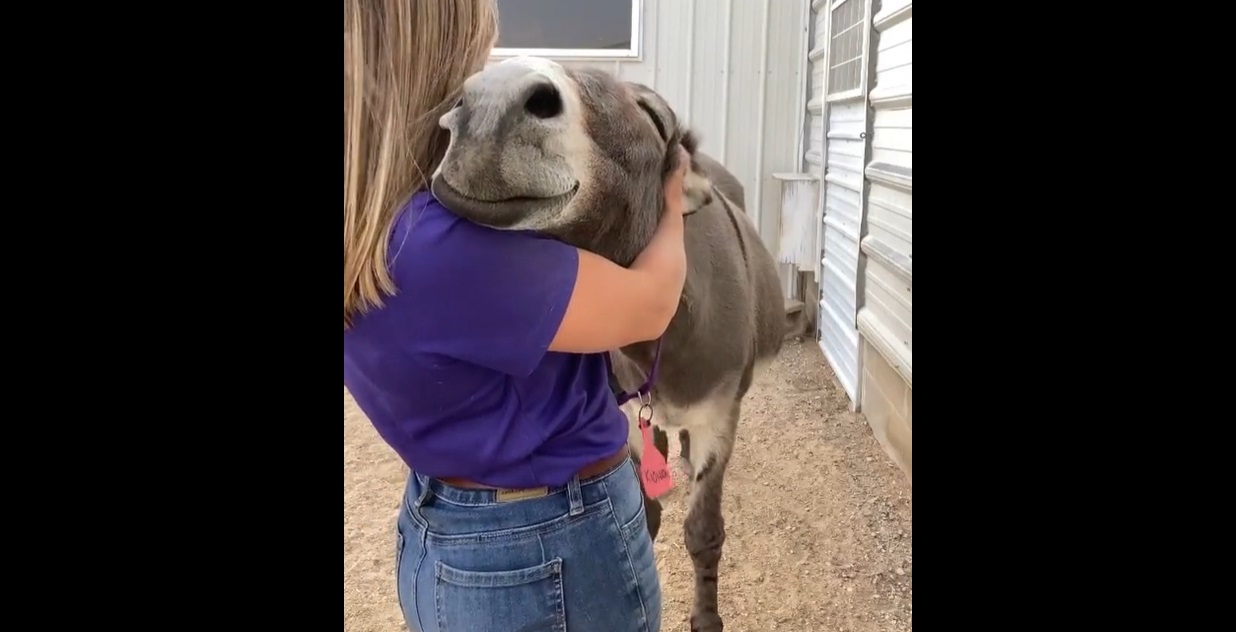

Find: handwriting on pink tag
639;422;673;499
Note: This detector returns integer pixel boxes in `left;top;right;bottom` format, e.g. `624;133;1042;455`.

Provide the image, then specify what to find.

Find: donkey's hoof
690;612;723;632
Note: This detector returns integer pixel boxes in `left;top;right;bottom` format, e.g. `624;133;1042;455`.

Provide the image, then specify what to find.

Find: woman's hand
662;146;690;218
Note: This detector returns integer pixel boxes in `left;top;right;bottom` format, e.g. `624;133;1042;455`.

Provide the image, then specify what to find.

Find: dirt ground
344;339;913;631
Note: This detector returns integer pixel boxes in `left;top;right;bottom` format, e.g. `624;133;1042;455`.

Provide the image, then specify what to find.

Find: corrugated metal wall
858;0;912;386
805;0;828;185
493;0;808;253
790;0;832;340
810;0;876;406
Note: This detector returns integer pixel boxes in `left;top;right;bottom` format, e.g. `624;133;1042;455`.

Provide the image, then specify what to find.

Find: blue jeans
396;457;662;632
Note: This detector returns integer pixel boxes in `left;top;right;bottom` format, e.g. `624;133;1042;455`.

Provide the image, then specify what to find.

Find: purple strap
611;338;664;406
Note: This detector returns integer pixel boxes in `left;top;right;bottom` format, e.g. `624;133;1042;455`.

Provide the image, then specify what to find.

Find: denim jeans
396;457;662;632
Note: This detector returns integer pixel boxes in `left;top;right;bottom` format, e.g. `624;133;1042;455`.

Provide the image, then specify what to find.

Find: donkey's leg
682;398;740;632
654;426;670;461
678;429;693;474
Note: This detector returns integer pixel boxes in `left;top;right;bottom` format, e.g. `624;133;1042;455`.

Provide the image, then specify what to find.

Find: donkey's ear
629;83;679;144
678;131;714;215
628;82;711;214
682;164;713;215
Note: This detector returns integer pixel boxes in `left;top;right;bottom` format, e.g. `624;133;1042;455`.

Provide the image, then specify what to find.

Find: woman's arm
548;149;690;354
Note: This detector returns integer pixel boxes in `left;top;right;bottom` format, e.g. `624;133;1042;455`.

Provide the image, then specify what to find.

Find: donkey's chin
430;174;579;231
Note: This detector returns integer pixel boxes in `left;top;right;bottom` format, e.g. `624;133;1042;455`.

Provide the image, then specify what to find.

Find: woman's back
344;191;627;488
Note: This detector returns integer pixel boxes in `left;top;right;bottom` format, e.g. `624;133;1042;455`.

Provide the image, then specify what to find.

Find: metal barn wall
858;0;912;386
805;1;829;194
811;0;877;407
776;0;832;346
851;0;911;479
492;0;809;254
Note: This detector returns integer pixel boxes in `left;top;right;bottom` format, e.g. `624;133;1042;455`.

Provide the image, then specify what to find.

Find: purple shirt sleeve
394;200;579;377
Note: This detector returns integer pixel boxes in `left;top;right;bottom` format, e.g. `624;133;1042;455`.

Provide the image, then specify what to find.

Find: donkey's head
431;57;712;264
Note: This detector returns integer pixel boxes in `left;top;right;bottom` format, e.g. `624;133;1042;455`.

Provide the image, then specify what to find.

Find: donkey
431;56;786;632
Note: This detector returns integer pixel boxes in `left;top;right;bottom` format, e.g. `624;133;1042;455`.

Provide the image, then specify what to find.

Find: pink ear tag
637;404;673;499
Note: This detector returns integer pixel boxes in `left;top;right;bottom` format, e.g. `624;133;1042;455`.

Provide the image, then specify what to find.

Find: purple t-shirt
343;191;628;489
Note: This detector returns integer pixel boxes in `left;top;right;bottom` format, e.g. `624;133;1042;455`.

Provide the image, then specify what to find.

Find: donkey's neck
557;200;659;268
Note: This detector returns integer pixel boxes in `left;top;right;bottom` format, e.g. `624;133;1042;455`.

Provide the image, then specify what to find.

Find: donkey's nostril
524;82;563;119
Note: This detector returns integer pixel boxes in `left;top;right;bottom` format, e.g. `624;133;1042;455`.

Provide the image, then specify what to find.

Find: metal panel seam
753;0;772;237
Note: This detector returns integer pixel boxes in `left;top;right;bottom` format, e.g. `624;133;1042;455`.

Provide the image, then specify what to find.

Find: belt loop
414;472;434;509
567;475;584;516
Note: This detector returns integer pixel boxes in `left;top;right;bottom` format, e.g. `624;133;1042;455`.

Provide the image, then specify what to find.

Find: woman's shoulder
390;189;573;265
393;191;541;260
380;190;580;377
390;190;460;254
389;190;578;289
390;191;478;274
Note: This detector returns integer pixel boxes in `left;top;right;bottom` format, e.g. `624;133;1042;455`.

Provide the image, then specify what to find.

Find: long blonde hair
344;0;498;328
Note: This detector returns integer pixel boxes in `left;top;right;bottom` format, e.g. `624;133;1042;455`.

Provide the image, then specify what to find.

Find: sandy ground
344;339;913;631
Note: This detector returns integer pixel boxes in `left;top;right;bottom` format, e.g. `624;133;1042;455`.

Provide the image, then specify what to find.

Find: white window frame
490;0;643;60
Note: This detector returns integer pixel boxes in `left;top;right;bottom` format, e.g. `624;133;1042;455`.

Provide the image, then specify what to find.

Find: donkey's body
431;57;785;632
613;150;783;404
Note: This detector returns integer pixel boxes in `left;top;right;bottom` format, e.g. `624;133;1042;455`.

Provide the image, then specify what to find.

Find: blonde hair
344;0;498;328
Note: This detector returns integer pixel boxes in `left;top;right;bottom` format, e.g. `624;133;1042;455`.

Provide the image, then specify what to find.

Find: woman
343;1;687;630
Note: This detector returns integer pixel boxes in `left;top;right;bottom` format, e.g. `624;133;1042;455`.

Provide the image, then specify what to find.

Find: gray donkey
431;56;786;632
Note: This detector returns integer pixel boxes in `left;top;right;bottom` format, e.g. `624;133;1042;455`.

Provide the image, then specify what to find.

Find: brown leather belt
439;445;630;490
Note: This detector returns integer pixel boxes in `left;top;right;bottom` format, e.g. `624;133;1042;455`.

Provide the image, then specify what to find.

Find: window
827;0;867;96
493;0;641;58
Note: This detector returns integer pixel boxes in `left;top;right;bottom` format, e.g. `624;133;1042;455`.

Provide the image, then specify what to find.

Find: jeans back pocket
434;557;566;632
